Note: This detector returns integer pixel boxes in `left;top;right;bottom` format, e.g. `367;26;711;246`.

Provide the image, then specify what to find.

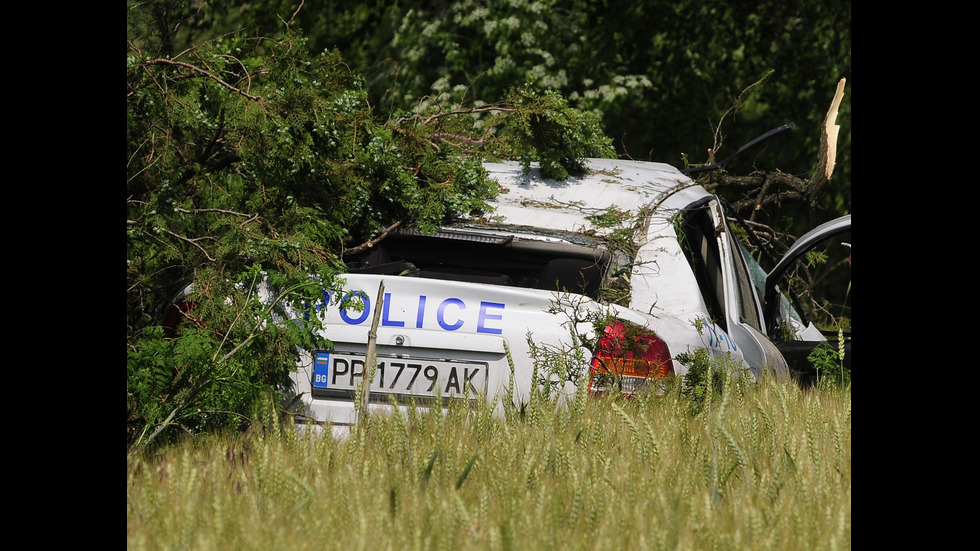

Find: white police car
285;158;850;434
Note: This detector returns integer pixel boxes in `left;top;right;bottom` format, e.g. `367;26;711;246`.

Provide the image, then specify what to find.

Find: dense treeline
126;0;850;450
157;0;851;223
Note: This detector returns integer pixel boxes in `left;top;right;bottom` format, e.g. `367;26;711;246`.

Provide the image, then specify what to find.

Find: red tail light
588;321;673;395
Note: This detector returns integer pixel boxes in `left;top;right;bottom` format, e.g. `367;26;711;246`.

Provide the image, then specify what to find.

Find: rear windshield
345;227;613;299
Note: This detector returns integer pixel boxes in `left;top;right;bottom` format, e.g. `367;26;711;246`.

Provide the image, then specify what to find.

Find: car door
677;198;789;380
762;215;851;385
704;200;791;380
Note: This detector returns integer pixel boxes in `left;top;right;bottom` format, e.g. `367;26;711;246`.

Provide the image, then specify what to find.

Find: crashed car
283;157;850;434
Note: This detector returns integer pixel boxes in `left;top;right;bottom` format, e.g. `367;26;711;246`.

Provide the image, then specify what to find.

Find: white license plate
311;351;488;399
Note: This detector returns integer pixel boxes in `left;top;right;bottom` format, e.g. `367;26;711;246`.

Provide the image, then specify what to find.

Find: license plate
312;351;488;399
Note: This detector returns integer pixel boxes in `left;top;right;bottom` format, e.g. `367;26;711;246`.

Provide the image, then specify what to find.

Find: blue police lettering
381;292;405;327
338;292;370;325
477;302;505;335
437;298;465;330
416;296;426;328
703;324;737;352
322;289;506;333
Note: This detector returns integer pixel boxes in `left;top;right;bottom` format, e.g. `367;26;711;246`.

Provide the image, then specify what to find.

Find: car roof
479;158;710;236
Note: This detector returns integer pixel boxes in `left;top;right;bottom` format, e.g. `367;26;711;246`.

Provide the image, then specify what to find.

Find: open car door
763;215;851;386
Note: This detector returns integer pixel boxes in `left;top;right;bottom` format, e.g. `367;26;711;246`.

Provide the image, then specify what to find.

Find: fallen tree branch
162;228;217;261
808;78;846;203
343;220;405;256
175;207;254;217
141;58;264;101
396;106;515;127
433;132;488;148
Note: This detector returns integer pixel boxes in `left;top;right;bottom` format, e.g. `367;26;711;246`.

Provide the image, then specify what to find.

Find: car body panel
286;272;731;433
481;159;700;237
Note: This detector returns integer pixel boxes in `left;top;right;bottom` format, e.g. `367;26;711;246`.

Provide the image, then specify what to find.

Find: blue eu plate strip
313;352;331;388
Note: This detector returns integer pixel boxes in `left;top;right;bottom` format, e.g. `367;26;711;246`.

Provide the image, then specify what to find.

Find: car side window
680;204;764;334
727;230;763;331
679;208;727;330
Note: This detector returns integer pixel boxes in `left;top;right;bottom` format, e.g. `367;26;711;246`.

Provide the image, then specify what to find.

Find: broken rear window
345;226;615;300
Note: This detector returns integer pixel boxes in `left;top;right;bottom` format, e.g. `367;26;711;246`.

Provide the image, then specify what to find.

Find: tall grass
127;379;850;550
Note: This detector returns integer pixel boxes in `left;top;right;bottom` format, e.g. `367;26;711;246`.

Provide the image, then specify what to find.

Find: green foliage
351;0;848;217
126;266;326;449
136;0;850;224
520;294;600;401
127;325;216;428
490;86;616;179
585;205;629;229
675;348;750;415
676;348;723;410
808;328;850;390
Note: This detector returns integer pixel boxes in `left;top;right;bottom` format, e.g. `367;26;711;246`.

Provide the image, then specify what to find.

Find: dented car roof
480;158;710;237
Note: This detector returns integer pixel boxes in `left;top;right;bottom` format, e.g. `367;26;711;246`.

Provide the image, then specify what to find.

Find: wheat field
127;378;850;550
